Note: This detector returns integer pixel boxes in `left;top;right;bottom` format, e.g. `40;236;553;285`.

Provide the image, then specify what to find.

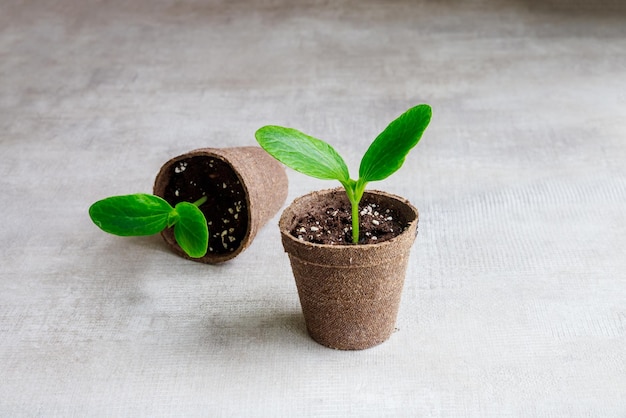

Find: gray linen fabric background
1;0;624;416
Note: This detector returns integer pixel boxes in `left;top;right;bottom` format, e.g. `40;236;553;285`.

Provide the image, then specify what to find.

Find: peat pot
279;188;419;350
154;146;288;264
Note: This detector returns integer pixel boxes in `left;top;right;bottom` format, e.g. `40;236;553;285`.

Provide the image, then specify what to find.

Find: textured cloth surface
1;0;625;416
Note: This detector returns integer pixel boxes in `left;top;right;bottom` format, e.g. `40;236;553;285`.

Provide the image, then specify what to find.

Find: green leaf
359;104;432;182
172;202;209;258
255;125;350;182
89;194;173;236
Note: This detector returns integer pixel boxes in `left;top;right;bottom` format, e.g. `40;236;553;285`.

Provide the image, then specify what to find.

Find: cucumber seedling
255;104;432;244
89;194;209;258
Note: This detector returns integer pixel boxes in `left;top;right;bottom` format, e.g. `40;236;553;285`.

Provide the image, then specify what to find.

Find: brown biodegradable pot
154;146;288;264
279;188;419;350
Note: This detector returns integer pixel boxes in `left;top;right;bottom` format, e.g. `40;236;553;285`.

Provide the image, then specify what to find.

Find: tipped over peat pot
279;188;419;350
154;147;288;263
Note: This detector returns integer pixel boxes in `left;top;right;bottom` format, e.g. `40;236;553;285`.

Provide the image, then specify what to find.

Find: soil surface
161;155;248;254
290;196;407;245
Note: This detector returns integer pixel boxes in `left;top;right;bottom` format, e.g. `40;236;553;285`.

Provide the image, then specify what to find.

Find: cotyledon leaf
359;104;432;182
255;125;350;182
172;201;209;258
89;194;173;236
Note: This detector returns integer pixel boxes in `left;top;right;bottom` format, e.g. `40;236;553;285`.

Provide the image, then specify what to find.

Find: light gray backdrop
1;0;625;416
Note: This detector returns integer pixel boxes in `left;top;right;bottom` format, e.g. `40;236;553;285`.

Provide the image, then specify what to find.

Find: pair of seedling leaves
89;104;432;257
89;194;209;258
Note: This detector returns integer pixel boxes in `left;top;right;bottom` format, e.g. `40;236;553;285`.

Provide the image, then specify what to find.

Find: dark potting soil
290;197;406;245
161;156;248;255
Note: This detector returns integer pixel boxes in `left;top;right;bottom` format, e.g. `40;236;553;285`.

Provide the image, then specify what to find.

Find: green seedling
255;104;432;244
89;194;209;258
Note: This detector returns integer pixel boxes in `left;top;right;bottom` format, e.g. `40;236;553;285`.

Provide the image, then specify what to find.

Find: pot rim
153;148;253;262
280;187;418;247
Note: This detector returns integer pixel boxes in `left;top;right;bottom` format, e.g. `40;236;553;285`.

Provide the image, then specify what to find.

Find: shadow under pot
154;146;288;264
279;188;419;350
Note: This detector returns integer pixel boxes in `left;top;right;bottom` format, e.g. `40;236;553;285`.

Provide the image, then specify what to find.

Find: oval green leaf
89;194;173;236
173;202;209;258
255;125;350;182
359;104;432;182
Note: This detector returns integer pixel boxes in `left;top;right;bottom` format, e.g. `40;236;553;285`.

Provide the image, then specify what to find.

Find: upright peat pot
280;188;419;350
256;104;432;350
154;146;288;263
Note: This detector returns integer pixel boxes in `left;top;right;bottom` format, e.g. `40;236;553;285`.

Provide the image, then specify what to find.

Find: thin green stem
193;196;208;207
342;178;367;244
351;199;360;243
